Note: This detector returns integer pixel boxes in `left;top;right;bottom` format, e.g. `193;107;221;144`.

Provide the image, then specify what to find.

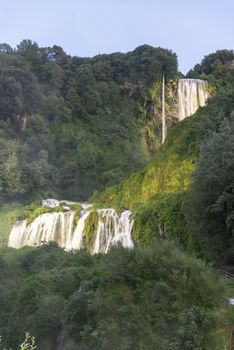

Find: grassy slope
92;73;234;254
92;107;206;210
93;75;234;211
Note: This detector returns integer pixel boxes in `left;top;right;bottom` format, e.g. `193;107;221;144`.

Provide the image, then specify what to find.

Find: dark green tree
184;115;234;267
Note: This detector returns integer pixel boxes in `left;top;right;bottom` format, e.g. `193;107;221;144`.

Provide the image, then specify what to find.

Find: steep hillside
93;52;234;266
0;41;178;202
0;48;233;350
93;77;234;209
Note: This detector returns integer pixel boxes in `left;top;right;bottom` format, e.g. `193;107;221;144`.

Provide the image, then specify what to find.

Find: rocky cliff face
143;78;209;148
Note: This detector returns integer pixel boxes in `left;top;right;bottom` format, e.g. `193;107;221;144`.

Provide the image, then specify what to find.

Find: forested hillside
0;41;177;202
0;45;234;350
94;50;234;269
0;242;232;350
95;49;234;206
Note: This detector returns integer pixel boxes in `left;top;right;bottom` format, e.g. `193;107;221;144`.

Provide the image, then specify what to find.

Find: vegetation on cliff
0;41;177;202
0;46;234;349
93;50;234;270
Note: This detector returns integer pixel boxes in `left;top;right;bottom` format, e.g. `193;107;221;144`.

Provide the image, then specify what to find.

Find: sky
0;0;233;73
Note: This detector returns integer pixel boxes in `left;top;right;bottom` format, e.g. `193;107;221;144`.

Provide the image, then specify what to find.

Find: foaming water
8;207;134;253
177;79;209;120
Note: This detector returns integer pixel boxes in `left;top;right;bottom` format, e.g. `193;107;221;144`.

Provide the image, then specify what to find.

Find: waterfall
42;199;92;210
71;211;90;250
8;220;27;249
177;79;209;120
8;206;134;253
92;209;134;254
9;212;75;250
162;75;167;143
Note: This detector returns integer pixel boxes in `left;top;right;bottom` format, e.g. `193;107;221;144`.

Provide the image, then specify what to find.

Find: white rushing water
92;209;134;254
42;199;92;210
8;206;134;253
177;79;209;121
9;212;75;250
71;211;90;250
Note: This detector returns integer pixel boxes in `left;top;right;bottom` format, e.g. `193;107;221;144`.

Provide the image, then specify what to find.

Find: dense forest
0;40;177;202
0;242;233;350
0;43;234;349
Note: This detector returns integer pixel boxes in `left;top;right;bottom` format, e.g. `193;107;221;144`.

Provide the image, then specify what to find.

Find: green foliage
0;44;234;349
184;116;234;268
92;114;200;209
0;203;24;246
82;210;99;248
24;205;72;225
0;41;178;202
70;203;82;226
93;61;234;268
26;207;58;225
133;191;187;247
94;68;234;209
0;243;231;349
187;49;234;81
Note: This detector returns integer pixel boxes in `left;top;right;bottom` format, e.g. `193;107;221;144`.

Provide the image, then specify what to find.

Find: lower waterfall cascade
8;201;134;253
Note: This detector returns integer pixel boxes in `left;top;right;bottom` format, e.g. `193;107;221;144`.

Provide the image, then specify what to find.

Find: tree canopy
0;41;178;202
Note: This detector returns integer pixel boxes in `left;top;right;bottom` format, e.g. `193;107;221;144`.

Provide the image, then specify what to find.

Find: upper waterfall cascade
8;200;134;253
177;79;209;121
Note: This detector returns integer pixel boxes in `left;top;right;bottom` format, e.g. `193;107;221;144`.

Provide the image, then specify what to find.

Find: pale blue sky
0;0;233;73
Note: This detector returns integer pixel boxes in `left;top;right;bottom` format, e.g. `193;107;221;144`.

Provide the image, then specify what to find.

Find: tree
0;43;13;54
17;40;42;73
184;115;234;267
